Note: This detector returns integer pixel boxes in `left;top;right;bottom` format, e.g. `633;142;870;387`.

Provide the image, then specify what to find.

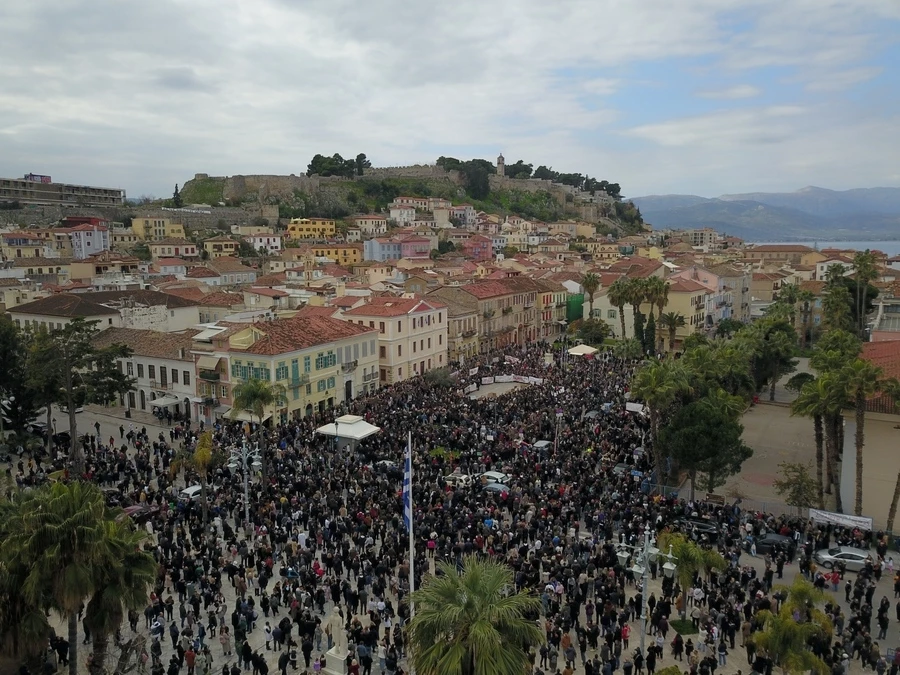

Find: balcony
341;360;358;373
288;373;310;388
363;372;378;382
202;397;219;407
461;329;477;338
502;306;513;315
149;380;173;390
199;370;220;382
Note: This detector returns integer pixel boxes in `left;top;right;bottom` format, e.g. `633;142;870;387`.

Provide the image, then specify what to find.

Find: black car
744;533;796;557
677;517;719;536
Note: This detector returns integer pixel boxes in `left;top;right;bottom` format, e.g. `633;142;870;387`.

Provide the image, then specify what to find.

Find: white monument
322;606;348;675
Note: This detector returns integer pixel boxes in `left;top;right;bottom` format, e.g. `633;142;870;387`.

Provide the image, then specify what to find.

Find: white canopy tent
230;410;273;423
315;414;382;442
150;395;182;408
567;344;598;356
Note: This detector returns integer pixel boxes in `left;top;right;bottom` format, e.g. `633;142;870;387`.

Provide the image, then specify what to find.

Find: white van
179;485;203;502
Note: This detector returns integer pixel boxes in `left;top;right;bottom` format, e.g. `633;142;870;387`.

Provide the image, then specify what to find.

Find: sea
752;240;900;257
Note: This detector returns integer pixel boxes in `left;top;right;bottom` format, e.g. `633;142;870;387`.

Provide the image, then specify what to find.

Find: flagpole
408;430;415;621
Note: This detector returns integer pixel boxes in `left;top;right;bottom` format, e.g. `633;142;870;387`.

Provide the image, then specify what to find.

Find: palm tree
815;371;846;512
631;360;692;478
612;338;643;361
797;289;815;349
852;250;877;337
9;482;109;675
625;278;649;344
406;558;544;675
789;374;826;509
607;277;629;339
657;533;726;619
753;579;831;675
775;283;800;340
84;521;156;675
231;378;286;486
883;379;900;531
658;312;686;353
169;430;216;532
581;272;600;319
839;358;883;516
822;284;853;331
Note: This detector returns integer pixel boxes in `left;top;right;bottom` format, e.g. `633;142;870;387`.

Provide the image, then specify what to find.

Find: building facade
0;174;125;207
286;218;336;239
132;218;186;241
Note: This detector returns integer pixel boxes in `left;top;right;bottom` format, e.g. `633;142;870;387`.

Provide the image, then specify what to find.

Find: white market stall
567;344;598;357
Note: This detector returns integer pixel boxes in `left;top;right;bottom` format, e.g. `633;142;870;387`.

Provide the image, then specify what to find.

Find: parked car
744;533;796;557
179;485;204;502
480;471;510;484
814;546;872;572
482;482;511;494
445;473;473;488
677;517;719;536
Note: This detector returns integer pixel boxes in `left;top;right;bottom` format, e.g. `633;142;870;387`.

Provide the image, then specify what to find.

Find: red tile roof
668;279;709;293
343;296;445;317
253;272;287;286
239;316;377;355
198;291;244;307
187;267;219;278
748;244;814;253
156;258;187;266
247;287;288;298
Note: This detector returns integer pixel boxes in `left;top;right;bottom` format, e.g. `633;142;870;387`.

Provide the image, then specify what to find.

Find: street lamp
228;439;261;534
616;527;677;660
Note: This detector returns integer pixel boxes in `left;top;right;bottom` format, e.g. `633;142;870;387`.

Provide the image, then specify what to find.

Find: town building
148;238;199;260
285;218;336;239
202;236;239;259
56;221;110;259
244;233;283;254
131;218;186;241
93;327;199;420
743;244;814;266
0;173;125;207
310;244;363;266
389;206;417;225
342;296;448;384
1;231;50;260
205;257;258;286
352;215;389;236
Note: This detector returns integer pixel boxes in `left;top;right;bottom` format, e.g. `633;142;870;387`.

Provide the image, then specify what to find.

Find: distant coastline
748;240;900;256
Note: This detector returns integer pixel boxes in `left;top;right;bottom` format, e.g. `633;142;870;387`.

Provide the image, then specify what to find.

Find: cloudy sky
1;0;899;199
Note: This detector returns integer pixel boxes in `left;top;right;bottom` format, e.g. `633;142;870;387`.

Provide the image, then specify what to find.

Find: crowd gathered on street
11;341;900;675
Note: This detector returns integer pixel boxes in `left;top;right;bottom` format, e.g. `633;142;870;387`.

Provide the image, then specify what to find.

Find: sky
1;0;899;200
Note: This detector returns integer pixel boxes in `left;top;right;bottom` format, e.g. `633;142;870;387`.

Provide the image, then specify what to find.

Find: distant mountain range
630;187;900;241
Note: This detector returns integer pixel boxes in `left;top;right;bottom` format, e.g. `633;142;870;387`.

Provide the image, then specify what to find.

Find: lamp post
616;527;677;659
229;439;260;534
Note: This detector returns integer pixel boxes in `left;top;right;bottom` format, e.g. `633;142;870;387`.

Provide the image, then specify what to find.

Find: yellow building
203;236;239;259
310;244;362;266
665;279;710;346
286;218;336;240
131;217;186;241
583;240;621;260
1;231;49;259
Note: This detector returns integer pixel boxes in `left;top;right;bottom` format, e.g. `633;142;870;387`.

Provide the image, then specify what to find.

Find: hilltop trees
307;153;366;178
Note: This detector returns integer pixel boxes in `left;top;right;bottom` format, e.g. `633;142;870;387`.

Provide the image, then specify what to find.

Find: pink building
461;234;493;262
399;235;431;259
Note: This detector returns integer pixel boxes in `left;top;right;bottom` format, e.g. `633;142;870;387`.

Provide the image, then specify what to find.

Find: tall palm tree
581;272;600;319
625;278;649;343
839;358;883;516
775;283;801;340
9;482;108;675
407;558;544;675
658;312;686;353
612;338;643;361
797;289;815;349
883;379;900;531
84;521;156;675
789;374;826;509
822;284;853;331
631;360;692;478
169;430;216;532
816;371;846;512
657;533;725;619
231;378;286;486
852;250;877;337
607;277;629;339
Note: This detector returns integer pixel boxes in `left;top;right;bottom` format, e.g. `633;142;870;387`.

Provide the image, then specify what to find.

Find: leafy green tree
28;320;134;473
581;272;600;318
772;462;820;511
505;160;533;179
438;240;456;254
169;430;217;532
657;533;726;618
608;278;630;340
500;246;519;258
631;360;693;478
643;312;657;356
406;558;544;675
231;378;286;486
660;395;752;498
307;153;356;178
355;153;371;176
579;318;611;345
172;184;183;207
461;160;492;200
0;317;40;435
714;317;743;338
423;367;454;388
532;165;557;181
839;358;884;516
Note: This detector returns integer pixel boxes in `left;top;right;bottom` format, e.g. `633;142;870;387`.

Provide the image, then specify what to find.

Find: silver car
814;546;872;572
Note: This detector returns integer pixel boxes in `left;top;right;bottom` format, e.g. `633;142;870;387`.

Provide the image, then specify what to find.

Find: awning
214;405;232;418
567;344;598;356
188;396;205;403
197;355;221;370
315;414;381;441
230;409;273;423
150;395;181;408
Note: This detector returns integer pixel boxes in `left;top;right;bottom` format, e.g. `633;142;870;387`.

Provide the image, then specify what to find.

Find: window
304;356;311;373
183;371;190;386
370;339;375;354
380;346;386;358
327;377;335;389
126;362;134;376
306;384;312;395
171;369;179;384
379;322;385;334
397;321;401;332
398;367;402;378
439;334;442;345
398;345;402;356
317;380;326;392
413;341;417;353
148;365;156;379
608;309;617;319
221;386;228;398
427;337;431;349
276;364;289;380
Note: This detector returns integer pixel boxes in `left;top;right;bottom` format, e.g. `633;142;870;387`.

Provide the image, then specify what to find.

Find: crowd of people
12;340;899;675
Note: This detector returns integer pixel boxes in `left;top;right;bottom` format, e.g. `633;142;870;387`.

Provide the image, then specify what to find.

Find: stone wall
362;164;455;180
488;175;570;206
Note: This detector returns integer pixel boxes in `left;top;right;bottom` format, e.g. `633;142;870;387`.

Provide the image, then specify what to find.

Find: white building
61;223;110;259
244;233;282;254
341;295;448;385
389;206;416;225
352;215;389;236
92;327;200;419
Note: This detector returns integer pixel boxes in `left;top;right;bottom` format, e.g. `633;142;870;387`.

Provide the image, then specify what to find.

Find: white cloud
802;67;883;92
697;85;762;99
0;0;896;197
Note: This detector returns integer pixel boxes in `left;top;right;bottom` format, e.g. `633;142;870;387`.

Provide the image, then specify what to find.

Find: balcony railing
341;360;358;373
363;372;378;382
202;397;219;407
199;370;220;382
149;380;173;390
461;329;477;338
288;373;310;388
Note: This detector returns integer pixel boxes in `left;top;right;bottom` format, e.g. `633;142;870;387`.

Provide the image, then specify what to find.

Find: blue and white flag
402;431;412;533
